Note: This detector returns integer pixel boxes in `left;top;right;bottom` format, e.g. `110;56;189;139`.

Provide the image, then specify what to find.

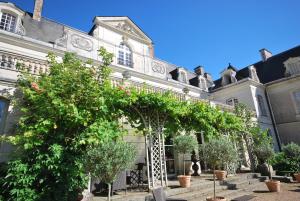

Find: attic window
0;13;16;32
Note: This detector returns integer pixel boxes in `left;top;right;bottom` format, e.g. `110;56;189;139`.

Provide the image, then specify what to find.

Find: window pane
0;99;8;133
0;13;16;32
257;95;267;116
293;91;300;114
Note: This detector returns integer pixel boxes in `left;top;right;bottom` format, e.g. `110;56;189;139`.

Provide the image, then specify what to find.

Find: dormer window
180;71;187;83
177;68;188;83
221;63;237;86
284;57;300;76
199;77;207;91
118;43;132;67
0;12;16;32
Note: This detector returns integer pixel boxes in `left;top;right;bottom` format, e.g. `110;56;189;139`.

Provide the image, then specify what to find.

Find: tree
173;135;198;175
2;48;121;201
84;140;136;201
199;136;238;200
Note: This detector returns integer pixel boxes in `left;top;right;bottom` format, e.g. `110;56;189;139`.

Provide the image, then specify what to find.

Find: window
0;98;9;133
0;13;16;32
257;95;267;116
179;71;187;83
292;90;300;114
118;43;132;67
199;77;207;90
226;98;238;106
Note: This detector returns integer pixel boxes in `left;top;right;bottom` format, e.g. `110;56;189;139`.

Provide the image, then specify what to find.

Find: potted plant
174;135;198;188
199;136;238;201
84;140;136;201
254;143;280;192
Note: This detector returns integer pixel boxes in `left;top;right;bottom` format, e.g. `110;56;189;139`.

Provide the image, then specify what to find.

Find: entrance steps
92;173;266;201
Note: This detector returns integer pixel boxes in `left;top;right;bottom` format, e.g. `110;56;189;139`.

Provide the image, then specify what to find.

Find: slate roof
212;45;300;90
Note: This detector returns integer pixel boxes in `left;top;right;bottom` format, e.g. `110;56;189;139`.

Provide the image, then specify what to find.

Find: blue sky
10;0;300;79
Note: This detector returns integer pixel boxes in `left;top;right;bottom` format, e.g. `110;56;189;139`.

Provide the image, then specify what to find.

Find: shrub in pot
174;135;198;188
254;143;280;192
199;136;238;201
280;143;300;182
84;140;136;201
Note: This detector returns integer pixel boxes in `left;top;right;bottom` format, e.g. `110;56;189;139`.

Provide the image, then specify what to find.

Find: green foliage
84;140;136;184
254;143;274;164
271;143;300;172
173;135;198;154
199;136;239;169
2;48;121;201
0;45;249;200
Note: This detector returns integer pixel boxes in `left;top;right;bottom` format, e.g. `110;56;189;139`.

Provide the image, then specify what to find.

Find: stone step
167;173;259;197
188;180;266;201
92;173;263;201
169;178;261;201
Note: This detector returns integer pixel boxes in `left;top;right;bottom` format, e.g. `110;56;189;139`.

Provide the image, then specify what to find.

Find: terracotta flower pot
294;173;300;182
206;196;226;201
214;170;227;181
265;180;280;192
177;175;191;188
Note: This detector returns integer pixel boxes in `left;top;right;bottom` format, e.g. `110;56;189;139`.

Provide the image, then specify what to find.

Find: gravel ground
251;182;300;201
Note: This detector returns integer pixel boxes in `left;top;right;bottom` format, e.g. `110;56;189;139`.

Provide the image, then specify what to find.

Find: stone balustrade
0;51;234;111
0;51;48;74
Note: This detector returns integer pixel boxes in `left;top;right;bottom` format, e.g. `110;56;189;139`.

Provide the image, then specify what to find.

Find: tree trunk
183;153;185;176
107;183;111;201
213;166;216;200
243;134;256;171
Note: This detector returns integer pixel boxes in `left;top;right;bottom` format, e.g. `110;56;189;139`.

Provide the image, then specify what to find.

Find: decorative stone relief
284;57;300;76
15;18;25;36
71;34;93;52
55;32;68;48
115;22;139;37
151;61;165;74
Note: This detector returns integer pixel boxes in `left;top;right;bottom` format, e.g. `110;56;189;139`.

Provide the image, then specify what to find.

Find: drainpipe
265;87;282;151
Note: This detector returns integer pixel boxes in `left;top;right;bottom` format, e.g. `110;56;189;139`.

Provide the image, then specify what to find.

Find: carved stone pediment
94;17;152;43
115;21;140;37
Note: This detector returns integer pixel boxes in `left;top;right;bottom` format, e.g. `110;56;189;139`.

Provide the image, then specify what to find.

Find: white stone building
0;0;299;178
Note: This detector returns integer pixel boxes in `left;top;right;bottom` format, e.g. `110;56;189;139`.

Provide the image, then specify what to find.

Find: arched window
118;43;132;67
226;97;238;107
0;12;16;32
0;98;9;133
257;95;267;116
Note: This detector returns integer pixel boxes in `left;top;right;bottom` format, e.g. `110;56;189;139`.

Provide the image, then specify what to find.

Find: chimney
259;48;272;62
194;66;205;75
33;0;44;21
